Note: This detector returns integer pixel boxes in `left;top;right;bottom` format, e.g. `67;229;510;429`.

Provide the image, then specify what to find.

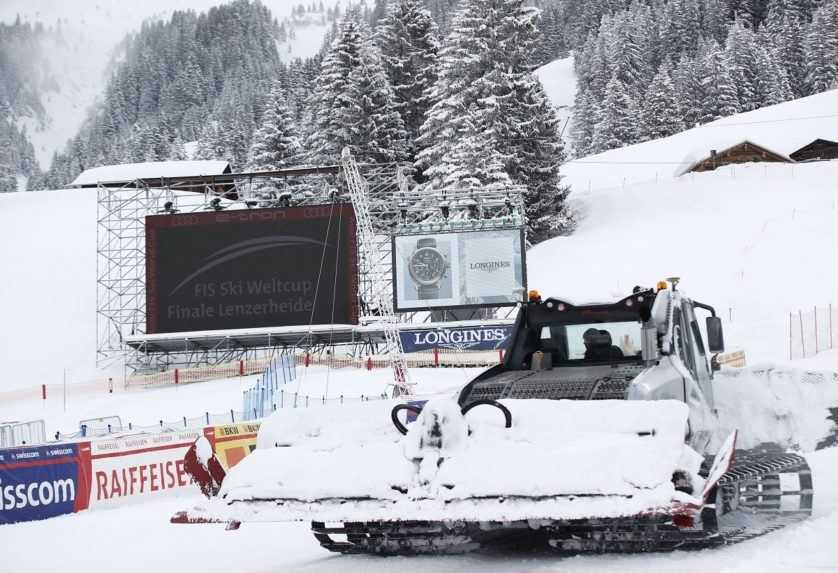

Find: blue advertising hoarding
0;443;91;525
399;325;513;353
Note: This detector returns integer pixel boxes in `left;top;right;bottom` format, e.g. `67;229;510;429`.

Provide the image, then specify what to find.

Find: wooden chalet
789;139;838;162
680;141;793;175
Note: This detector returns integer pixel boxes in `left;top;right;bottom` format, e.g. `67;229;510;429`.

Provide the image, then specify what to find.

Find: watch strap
417;238;436;249
418;284;439;299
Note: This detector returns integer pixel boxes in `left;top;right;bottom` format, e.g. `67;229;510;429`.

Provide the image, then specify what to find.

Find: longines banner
146;205;358;333
392;228;526;311
400;325;514;353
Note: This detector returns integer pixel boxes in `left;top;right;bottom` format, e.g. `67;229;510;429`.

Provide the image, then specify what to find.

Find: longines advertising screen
145;205;358;333
392;228;526;311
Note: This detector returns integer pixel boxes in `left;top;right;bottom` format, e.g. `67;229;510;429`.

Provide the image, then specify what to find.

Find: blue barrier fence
242;354;297;420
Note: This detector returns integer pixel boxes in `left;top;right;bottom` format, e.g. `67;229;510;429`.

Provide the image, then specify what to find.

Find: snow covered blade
193;398;700;524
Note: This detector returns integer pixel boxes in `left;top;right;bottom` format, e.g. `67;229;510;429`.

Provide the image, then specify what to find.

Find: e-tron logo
0;478;76;511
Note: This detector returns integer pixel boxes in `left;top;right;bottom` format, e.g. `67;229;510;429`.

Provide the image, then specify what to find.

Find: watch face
408;247;446;285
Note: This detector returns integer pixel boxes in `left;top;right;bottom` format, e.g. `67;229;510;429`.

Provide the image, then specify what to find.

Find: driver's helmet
583;328;610;346
583;328;600;345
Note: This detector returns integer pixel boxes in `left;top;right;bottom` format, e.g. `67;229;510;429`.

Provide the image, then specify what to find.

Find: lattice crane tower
340;148;412;396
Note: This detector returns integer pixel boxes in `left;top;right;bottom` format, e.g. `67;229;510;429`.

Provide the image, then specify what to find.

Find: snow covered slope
534;56;576;149
563;88;838;190
529;90;838;365
1;1;341;169
0;188;99;391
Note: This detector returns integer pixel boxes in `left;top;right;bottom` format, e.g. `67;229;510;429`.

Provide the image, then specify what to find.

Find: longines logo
469;260;511;272
410;327;508;351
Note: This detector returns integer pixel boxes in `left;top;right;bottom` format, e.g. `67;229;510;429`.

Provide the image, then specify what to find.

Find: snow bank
714;364;838;451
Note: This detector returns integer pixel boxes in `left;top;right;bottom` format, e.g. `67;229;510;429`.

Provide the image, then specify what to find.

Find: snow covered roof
675;139;793;177
70;160;232;188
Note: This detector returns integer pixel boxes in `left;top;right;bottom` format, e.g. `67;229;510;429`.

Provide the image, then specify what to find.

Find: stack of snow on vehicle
218;398;695;523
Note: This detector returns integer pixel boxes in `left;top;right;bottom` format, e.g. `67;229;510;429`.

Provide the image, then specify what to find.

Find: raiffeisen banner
88;431;201;507
400;325;513;353
1;429;228;525
392;228;526;311
0;443;91;525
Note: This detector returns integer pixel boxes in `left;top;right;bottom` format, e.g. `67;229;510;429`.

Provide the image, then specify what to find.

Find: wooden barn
680;141;793;175
789;139;838;162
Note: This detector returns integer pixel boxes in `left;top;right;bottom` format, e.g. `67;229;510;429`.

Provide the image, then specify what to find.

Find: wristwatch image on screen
407;238;449;300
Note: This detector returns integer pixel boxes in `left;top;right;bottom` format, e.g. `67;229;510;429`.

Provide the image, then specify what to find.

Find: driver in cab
582;328;624;361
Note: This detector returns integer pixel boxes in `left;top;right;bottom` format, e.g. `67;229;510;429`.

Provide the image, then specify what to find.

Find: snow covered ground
531;159;838;365
3;447;837;572
0;365;482;438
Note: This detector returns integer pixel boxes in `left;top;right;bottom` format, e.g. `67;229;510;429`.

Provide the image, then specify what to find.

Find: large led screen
392;228;526;311
146;205;357;333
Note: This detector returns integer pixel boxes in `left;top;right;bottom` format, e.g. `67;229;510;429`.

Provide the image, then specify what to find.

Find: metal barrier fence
0;420;46;448
242;355;297;420
0;349;506;407
301;348;505;370
789;305;836;360
129;349;505;389
256;388;390;412
53;410;249;442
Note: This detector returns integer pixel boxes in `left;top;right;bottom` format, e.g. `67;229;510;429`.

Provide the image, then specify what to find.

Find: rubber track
310;452;813;555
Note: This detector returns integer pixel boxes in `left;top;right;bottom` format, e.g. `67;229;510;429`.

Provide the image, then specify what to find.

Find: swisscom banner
0;443;91;525
146;205;358;333
393;229;526;311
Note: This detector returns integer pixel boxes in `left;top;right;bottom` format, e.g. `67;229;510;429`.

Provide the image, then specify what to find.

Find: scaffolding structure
93;158;526;374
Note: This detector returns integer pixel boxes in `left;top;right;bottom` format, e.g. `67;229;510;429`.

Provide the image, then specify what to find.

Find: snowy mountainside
562;88;838;191
0;0;342;170
528;89;838;365
534;56;576;150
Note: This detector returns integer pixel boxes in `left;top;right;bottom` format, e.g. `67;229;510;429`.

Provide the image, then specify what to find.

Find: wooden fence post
814;306;819;354
789;312;793;361
799;310;805;358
